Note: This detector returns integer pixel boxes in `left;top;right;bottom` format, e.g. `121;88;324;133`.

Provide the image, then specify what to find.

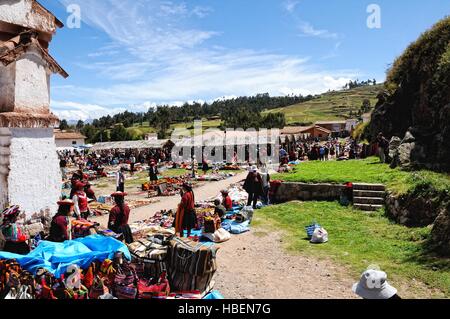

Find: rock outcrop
431;204;450;256
367;17;450;172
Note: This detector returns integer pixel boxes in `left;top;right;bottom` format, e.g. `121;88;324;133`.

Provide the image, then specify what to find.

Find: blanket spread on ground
0;235;130;277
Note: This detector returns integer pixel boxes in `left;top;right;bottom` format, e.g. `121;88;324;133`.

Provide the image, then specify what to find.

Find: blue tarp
203;290;225;299
0;235;130;278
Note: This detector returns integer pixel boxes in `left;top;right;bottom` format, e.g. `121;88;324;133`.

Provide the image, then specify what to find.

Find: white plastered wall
4;128;60;218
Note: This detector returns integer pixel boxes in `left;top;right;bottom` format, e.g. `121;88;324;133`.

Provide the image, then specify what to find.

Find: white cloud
283;0;300;13
54;0;358;120
297;21;339;39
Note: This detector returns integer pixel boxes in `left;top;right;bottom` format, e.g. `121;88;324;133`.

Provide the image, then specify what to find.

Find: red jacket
223;196;233;211
108;204;130;231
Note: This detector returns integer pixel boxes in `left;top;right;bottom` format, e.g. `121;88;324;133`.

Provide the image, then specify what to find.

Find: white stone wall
14;48;51;113
0;128;12;210
0;63;16;112
0;0;58;34
55;138;85;148
5;128;60;218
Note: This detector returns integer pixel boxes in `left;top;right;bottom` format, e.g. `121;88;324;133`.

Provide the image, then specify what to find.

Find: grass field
273;157;450;195
253;201;450;298
264;85;382;125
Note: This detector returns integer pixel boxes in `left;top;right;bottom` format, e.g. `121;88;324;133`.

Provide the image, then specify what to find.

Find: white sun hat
352;269;398;299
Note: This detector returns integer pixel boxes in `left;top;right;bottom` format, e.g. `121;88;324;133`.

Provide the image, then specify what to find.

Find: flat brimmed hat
2;205;20;219
352;269;397;299
111;191;128;197
251;165;257;172
57;199;75;206
220;189;229;195
182;182;193;190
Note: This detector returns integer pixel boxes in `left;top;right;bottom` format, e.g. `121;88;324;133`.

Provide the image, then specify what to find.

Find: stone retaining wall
272;182;346;203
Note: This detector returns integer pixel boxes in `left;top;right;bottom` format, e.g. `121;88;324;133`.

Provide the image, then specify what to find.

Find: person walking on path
116;167;126;192
149;160;159;182
243;166;264;209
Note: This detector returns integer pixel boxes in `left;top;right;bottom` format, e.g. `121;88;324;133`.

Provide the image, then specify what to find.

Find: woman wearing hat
108;192;133;244
0;206;30;255
175;182;196;238
48;199;74;242
73;181;90;220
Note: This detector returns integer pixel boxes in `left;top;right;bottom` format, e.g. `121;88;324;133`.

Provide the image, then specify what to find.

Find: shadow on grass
403;239;450;272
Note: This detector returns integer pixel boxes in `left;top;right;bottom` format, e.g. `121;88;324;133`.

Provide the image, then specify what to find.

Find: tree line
60;93;316;142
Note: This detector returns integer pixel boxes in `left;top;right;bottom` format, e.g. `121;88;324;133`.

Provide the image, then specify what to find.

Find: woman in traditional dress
48;199;74;242
175;182;196;238
108;192;133;244
0;206;30;255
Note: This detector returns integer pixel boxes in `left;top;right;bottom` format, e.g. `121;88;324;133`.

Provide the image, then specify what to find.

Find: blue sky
39;0;449;121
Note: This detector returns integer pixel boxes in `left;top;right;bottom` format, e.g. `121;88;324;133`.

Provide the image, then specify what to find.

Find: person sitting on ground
48;199;74;242
352;268;401;299
73;181;90;220
0;206;30;255
214;199;227;222
221;189;233;211
175;182;196;238
108;192;133;244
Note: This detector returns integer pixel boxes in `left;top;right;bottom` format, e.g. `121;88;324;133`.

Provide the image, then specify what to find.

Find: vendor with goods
221;189;233;211
243;165;264;209
73;181;91;220
48;199;74;242
175;182;196;238
214;199;227;222
70;169;85;198
108;192;133;244
0;206;30;255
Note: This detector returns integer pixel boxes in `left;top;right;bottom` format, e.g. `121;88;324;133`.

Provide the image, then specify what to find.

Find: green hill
264;84;382;125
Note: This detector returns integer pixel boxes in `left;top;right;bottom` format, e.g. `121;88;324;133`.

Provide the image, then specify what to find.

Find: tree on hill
110;124;131;141
59;119;69;131
76;120;84;130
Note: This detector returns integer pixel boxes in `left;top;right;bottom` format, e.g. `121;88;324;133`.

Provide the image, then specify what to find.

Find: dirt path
214;230;357;299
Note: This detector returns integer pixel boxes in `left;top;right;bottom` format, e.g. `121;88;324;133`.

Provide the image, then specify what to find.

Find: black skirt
182;210;197;230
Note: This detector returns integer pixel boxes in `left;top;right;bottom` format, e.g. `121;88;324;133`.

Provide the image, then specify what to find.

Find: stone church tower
0;0;68;219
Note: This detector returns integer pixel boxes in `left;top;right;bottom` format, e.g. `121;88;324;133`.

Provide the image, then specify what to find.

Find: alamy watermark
367;4;381;29
66;4;81;29
170;120;280;166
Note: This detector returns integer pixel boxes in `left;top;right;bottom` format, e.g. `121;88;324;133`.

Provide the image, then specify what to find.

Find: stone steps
353;196;385;205
354;203;384;211
352;183;386;191
353;190;386;198
352;183;386;211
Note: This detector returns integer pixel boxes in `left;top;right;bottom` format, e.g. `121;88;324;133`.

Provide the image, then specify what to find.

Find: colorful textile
0;235;130;278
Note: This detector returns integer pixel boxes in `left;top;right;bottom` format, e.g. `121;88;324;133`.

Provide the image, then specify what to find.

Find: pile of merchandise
194;172;235;182
0;235;222;299
142;177;196;198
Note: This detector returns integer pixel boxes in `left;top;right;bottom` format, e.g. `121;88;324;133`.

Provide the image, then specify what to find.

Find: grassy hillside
264;85;382;125
123;85;382;138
